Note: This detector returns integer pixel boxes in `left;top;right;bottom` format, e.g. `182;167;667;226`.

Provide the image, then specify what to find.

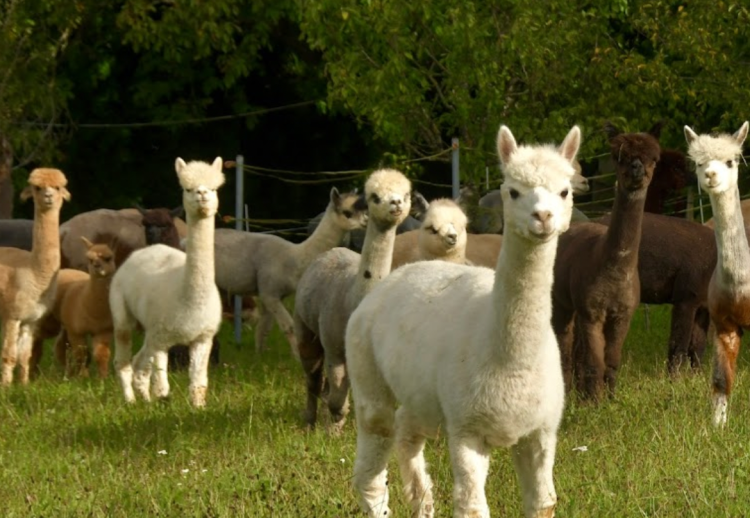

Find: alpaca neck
82;275;114;319
294;206;349;270
31;208;61;279
711;188;750;288
351;218;397;302
492;230;558;362
182;214;216;302
602;186;647;268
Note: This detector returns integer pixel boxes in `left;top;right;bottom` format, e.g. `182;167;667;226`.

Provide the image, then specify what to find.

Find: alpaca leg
92;333;112;379
602;313;632;396
253;302;274;353
395;407;434;518
511;430;558;518
15;324;34;385
666;303;696;374
551;308;575;392
689;307;709;369
188;337;213;407
324;352;350;435
295;317;324;428
151;348;170;399
576;319;606;400
258;295;298;359
132;341;154;402
711;324;741;427
448;432;490;518
1;319;21;385
352;402;395;517
53;330;70;372
67;332;90;378
29;336;45;379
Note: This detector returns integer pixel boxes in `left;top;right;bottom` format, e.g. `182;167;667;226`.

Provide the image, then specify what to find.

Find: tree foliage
298;0;750;180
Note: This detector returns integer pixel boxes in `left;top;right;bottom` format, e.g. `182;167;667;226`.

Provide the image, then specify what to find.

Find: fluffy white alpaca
684;121;750;427
294;169;412;433
109;157;225;407
391;198;470;269
345;125;580;518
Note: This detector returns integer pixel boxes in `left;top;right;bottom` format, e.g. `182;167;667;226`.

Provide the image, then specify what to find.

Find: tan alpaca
33;237;117;378
0;168;70;385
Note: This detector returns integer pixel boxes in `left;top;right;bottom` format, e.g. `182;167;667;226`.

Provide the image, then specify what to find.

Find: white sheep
345;125;580;517
293;169;413;433
109;157;225;407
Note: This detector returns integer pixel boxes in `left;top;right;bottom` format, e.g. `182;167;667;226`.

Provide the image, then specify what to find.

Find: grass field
2;304;750;517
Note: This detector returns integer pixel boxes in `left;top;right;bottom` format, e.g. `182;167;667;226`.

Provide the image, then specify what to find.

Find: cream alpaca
110;157;225;407
345;125;580;518
0;168;70;385
684;121;750;427
33;238;117;378
294;169;412;433
213;187;367;355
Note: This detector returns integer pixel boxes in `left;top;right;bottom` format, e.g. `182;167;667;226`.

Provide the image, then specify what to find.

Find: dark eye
509;189;519;200
343;210;353;218
428;226;438;234
560;189;569;199
371;194;381;204
185;188;193;193
697;162;705;167
103;257;112;263
726;160;734;168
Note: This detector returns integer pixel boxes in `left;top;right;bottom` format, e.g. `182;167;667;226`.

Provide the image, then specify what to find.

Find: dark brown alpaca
598;212;716;371
644;148;691;215
553;122;660;399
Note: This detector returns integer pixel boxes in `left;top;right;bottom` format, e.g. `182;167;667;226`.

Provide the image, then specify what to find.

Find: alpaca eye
343;210;353;218
371;194;381;204
509;189;519;200
429;226;438;234
560;189;569;199
185;189;193;193
726;160;734;168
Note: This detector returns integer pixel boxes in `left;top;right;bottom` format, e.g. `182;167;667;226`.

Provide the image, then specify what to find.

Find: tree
298;0;750;183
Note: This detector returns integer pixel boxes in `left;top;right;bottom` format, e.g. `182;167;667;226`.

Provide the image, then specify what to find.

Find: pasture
1;304;750;517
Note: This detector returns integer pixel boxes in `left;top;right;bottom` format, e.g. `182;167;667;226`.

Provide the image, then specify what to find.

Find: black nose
630;159;644;180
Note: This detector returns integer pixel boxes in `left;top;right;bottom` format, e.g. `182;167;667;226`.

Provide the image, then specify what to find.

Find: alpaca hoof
190;386;207;407
532;505;555;518
327;418;346;436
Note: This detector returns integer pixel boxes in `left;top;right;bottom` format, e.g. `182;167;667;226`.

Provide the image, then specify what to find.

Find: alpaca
391;198;470;269
345;125;579;518
644;147;691;215
0;219;34;250
31;237;117;378
0;168;70;385
597;212;716;372
553;122;659;399
213;187;368;355
393;230;504;270
109;157;225;407
294;169;413;433
684;121;750;426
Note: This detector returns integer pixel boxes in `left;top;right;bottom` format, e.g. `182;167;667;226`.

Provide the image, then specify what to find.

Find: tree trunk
0;134;13;219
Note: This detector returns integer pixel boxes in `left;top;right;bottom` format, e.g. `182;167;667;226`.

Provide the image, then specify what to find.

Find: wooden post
0;134;13;219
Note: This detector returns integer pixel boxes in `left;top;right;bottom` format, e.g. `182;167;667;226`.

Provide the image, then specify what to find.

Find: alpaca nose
705;170;717;182
533;211;551;223
445;233;457;246
630;159;644;180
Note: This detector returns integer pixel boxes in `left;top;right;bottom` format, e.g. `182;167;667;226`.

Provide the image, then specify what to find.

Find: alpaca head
572;160;590;194
326;187;369;231
138;206;183;246
20;168;71;213
684;122;748;195
80;237;116;279
605;122;661;195
497;125;580;241
175;157;225;219
418;198;468;256
364;168;412;230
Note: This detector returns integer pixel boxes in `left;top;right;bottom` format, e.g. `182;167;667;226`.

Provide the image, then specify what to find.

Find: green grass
2;305;750;517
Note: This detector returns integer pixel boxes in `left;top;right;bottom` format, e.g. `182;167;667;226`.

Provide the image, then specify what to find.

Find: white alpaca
294;169;412;433
345;125;580;517
109;157;225;407
391;198;470;269
684;121;750;426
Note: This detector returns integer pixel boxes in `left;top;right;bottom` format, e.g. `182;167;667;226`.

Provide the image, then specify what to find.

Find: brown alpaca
598;212;716;371
33;237;117;378
553;123;660;399
391;230;502;269
0;168;70;385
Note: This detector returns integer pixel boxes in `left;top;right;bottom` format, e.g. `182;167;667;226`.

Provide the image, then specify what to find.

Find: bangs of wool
28;168;68;188
688;134;744;165
365;168;411;197
502;145;576;187
177;161;226;191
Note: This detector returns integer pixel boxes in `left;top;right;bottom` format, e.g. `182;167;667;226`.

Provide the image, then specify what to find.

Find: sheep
553;122;660;399
110;157;225;407
294;169;413;433
0;168;71;385
213;187;368;355
32;237;117;378
344;125;580;517
684;121;750;427
0;219;34;250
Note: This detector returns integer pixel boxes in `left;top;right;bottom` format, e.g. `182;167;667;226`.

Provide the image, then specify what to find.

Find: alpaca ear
330;187;342;208
80;236;94;249
175;158;187;173
135;204;147;217
169;205;185;219
603;121;621;140
559;125;581;164
733;121;749;146
684;125;699;145
497;125;518;165
20;186;33;202
211;157;223;170
61;187;71;202
410;192;430;220
648;120;665;140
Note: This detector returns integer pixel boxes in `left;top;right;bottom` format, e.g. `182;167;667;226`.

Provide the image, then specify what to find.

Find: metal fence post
234;155;244;345
451;138;460;199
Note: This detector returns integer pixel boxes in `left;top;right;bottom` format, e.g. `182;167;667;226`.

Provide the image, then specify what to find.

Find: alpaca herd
3;118;750;516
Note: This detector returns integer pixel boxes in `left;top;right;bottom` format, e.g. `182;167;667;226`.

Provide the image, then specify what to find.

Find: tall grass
1;304;749;517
